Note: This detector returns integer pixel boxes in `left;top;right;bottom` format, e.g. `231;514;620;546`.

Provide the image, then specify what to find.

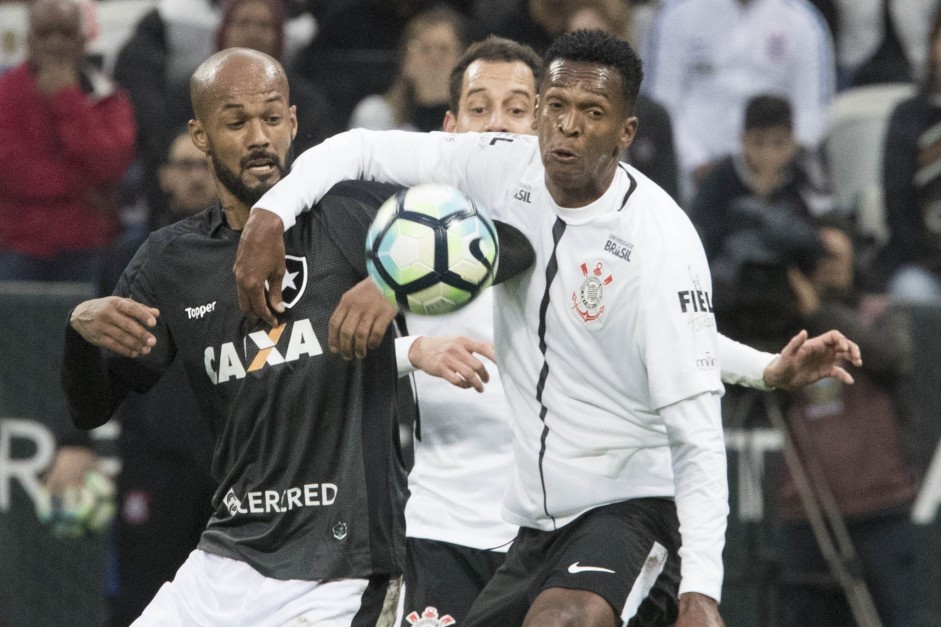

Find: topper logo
185;301;217;319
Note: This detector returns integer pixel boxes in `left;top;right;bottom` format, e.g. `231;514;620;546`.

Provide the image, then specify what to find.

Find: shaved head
190;48;289;123
186;47;296;226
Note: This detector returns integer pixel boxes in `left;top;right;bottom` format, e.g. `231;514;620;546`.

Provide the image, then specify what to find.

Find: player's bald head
190;48;289;123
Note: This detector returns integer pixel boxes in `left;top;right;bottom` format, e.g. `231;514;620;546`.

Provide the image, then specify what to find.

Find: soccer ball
366;183;499;315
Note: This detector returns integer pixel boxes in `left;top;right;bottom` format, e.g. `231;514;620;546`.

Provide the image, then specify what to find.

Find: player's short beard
210;145;293;207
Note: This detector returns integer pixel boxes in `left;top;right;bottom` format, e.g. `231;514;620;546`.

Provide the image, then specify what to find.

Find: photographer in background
777;226;919;627
689;94;834;350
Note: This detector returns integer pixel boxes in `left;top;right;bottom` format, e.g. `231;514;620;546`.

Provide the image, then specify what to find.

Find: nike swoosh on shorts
567;562;616;574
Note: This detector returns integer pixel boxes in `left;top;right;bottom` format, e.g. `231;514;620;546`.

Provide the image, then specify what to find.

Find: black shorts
463;498;681;627
400;537;507;626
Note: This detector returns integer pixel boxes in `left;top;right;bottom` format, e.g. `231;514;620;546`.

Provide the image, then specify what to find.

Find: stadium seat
824;82;916;246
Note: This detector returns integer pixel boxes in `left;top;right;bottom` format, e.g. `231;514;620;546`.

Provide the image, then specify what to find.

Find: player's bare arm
328;278;398;360
69;296;159;359
234;206;286;326
676;592;725;627
408;336;495;393
763;329;862;390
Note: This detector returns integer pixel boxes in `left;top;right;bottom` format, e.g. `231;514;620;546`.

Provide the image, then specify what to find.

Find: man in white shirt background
644;0;836;201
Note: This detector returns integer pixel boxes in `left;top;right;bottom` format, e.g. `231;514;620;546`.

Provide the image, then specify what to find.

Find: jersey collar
550;166;635;225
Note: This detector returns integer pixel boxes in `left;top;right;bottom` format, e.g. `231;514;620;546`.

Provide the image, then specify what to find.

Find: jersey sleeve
639;220;723;409
493;220;535;284
660;391;728;601
62;237;174;430
255;129;531;229
717;334;775;390
109;236;175;390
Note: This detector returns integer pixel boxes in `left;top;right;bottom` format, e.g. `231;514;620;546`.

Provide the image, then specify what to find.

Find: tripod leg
764;396;884;627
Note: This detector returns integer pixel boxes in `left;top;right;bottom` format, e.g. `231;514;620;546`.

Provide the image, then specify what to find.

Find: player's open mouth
550;149;577;162
244;156;278;176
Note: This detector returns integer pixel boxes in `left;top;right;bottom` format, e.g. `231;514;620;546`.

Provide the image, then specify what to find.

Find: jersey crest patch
572;261;613;323
405;606;455;626
281;255;308;308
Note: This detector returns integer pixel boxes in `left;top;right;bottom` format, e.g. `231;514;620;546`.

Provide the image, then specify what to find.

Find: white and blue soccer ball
366;183;499;315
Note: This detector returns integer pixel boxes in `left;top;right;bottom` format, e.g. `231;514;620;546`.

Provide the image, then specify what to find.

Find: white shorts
132;549;401;627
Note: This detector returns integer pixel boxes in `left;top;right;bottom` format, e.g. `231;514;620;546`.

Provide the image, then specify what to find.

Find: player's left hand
763;329;862;390
408;336;495;393
234;207;286;327
329;278;398;360
676;592;725;627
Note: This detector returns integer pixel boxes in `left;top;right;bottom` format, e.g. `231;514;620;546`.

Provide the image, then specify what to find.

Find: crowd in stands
1;0;939;626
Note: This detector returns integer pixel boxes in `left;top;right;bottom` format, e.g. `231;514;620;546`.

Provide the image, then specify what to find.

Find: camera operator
777;226;919;627
689;94;835;351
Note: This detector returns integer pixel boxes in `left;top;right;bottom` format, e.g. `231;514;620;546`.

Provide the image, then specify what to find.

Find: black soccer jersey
64;181;408;581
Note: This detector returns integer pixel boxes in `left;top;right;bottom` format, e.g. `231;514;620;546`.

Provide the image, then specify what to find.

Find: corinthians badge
405;607;456;626
572;261;613;323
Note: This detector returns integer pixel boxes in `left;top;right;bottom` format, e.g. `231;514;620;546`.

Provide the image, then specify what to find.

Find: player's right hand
69;296;159;358
676;592;725;627
409;336;495;393
234;207;286;327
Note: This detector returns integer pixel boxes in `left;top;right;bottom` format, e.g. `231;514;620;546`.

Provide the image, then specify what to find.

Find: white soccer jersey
644;0;835;174
257;129;729;599
397;264;770;556
397;293;519;551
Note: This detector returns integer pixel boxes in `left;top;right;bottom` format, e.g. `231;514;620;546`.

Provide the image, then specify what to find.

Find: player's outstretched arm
763;329;862;390
328;278;398;360
63;297;160;430
69;296;159;358
407;336;494;393
234;208;286;326
676;592;725;627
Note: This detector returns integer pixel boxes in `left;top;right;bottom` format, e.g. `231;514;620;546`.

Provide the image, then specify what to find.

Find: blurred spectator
301;0;438;51
563;2;680;199
121;128;218;241
0;0;136;282
215;0;341;151
808;0;936;89
291;0;442;118
0;0;28;75
349;6;468;132
644;0;835;201
689;95;832;349
566;0;632;40
882;6;941;303
112;0;217;234
113;0;314;231
777;226;918;627
628;0;663;63
485;0;582;54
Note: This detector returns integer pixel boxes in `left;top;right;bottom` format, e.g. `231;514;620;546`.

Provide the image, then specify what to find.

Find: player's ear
289;104;298;140
617;115;638;152
189;119;210;155
443;110;457;132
